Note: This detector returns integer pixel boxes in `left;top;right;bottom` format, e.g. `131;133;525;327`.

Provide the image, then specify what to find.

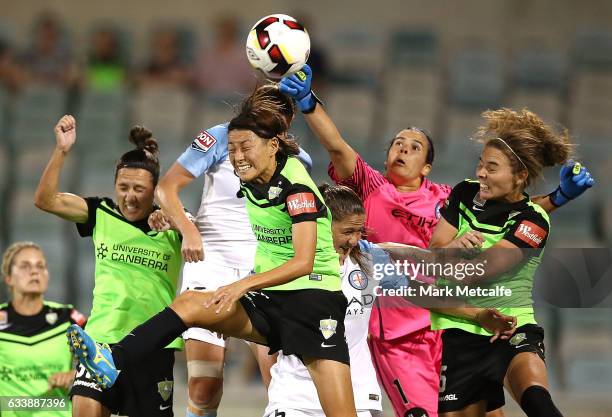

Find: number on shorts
274;410;286;417
392;379;409;404
439;365;447;393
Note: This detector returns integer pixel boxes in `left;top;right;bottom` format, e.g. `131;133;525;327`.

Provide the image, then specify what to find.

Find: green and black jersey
431;180;550;335
239;155;340;291
77;197;182;347
0;301;85;416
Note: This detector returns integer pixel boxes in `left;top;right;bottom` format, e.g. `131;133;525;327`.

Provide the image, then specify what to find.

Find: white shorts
264;409;379;417
180;257;253;347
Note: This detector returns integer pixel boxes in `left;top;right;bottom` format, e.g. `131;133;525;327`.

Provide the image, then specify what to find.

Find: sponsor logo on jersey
514;221;547;248
508;210;521;220
45;311;58;325
348;270;368;290
509;332;527;346
369;394;380;401
286;193;317;216
191;131;217;153
157;380;174;402
440;394;458;401
319;318;337;339
96;243;108;260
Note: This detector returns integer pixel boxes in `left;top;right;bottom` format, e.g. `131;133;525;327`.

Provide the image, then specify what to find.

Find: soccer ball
246;14;310;79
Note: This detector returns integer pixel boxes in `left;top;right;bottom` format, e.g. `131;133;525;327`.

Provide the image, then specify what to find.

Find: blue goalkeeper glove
279;64;318;113
549;160;595;207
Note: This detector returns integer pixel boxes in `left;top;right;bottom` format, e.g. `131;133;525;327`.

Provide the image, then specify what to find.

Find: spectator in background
138;28;191;88
0;40;24;91
82;27;127;91
195;16;255;96
20;13;77;87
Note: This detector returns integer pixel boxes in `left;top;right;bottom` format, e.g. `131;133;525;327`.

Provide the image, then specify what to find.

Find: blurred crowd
0;12;330;98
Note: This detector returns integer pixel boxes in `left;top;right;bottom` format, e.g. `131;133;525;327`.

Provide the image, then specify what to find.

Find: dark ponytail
319;184;370;277
115;126;160;186
228;83;300;159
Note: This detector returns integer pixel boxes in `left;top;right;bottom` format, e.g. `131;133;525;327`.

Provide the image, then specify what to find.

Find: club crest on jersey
509;332;527;346
191;131;217;153
349;270;368;290
0;311;8;329
514;221;547;248
319;318;338;340
435;201;442;219
157;380;174;402
268;186;282;200
45;311;58;325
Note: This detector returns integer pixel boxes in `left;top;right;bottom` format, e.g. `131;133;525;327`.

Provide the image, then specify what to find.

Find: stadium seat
573;28;612;70
449;48;505;109
132;85;192;145
388;29;438;67
11;84;67;151
512;48;568;92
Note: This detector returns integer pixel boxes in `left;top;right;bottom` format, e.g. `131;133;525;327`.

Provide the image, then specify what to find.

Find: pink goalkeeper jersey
329;154;451;339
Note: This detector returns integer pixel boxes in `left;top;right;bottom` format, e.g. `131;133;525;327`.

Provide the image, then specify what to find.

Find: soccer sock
112;307;188;369
520;385;563;417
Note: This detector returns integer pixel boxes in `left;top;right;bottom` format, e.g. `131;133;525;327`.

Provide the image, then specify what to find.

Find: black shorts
70;348;175;417
239;289;350;365
438;324;545;413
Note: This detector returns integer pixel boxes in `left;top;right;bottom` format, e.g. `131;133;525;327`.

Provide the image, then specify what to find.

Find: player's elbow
33;190;53;212
293;256;315;277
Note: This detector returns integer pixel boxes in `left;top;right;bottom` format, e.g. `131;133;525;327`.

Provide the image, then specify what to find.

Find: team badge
349;270;368;290
157;380;174;402
319;318;338;340
45;311;58;325
268;186;282;200
191;131;217;153
0;311;9;330
435;201;442;219
509;332;527;346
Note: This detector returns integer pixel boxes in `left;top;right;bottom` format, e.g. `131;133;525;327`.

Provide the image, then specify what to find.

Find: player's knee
520;385;563;417
173;291;204;326
188;376;223;408
404;407;429;417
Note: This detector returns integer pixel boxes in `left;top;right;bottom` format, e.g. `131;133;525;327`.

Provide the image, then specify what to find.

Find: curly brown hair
474;108;574;187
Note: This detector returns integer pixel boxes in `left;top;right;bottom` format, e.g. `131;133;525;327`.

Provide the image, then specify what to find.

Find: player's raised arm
34;115;88;223
156;162;203;262
280;64;357;179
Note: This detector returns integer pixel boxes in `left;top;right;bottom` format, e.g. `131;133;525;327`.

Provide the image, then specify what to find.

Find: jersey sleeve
328;154;388;200
285;184;328;224
439;181;467;229
503;213;549;250
76;197;102;237
176;124;229;178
